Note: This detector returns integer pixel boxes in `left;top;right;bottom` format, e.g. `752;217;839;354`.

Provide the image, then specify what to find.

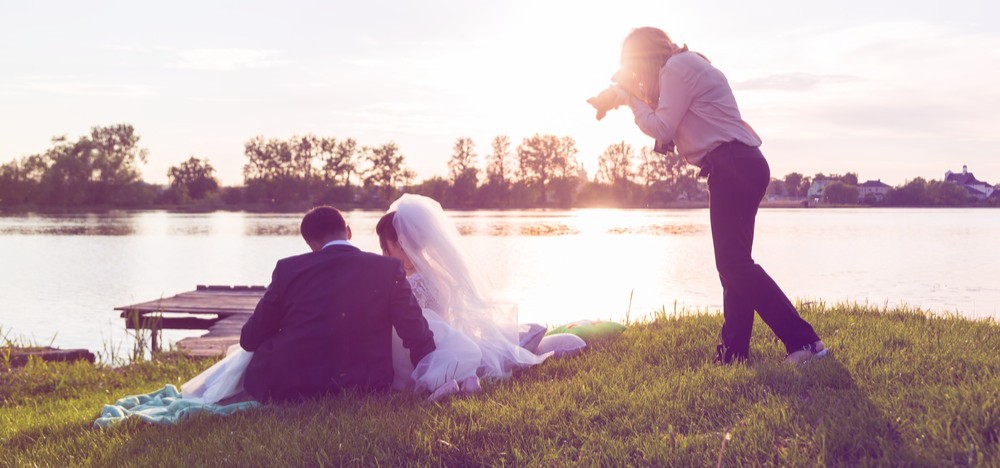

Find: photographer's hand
587;85;632;120
610;85;633;107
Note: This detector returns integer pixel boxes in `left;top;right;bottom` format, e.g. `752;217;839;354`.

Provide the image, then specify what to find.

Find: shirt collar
322;239;354;250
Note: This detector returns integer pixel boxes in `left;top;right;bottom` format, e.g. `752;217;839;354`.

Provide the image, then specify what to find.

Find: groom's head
301;206;351;252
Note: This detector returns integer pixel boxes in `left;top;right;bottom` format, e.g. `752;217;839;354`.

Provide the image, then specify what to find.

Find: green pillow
546;320;626;343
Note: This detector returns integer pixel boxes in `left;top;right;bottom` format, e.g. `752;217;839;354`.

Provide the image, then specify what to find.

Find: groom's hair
301;206;348;242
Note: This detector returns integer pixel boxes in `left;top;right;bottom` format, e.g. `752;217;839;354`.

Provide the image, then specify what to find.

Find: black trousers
705;142;820;363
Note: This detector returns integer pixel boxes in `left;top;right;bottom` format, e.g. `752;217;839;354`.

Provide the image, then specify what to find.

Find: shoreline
3;201;998;215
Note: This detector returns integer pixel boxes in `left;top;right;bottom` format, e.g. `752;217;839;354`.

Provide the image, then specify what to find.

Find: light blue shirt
322;239;354;250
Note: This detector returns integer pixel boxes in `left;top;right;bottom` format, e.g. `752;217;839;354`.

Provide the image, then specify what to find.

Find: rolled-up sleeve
629;66;693;144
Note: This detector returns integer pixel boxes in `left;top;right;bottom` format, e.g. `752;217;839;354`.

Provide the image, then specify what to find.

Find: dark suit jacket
240;244;435;402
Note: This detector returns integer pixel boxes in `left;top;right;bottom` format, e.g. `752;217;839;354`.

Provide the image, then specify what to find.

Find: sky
1;0;998;186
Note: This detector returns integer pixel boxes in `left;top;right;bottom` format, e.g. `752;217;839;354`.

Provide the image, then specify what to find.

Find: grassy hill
2;302;998;466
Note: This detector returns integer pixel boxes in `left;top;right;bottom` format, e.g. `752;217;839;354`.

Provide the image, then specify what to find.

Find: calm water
1;208;998;354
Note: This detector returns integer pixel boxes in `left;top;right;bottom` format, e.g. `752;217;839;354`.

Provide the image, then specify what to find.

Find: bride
181;194;547;404
376;194;549;398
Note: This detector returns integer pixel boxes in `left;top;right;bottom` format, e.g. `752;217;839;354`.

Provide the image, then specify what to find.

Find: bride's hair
375;212;398;252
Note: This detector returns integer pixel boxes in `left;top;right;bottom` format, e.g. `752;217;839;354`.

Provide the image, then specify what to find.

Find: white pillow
518;323;547;353
535;333;586;358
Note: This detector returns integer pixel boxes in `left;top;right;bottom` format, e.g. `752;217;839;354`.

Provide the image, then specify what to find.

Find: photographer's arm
629;68;692;144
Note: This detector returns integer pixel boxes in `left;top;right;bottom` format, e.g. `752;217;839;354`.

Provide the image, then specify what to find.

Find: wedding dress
391;272;482;392
180;345;252;404
387;194;549;391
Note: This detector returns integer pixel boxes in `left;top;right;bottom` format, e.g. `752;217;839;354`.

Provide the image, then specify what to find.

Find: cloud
103;44;146;52
0;79;157;98
734;72;862;91
172;48;286;71
342;58;394;68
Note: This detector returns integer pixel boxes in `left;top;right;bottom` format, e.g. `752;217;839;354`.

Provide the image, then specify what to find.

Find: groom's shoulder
275;248;401;270
275;251;316;265
352;249;404;270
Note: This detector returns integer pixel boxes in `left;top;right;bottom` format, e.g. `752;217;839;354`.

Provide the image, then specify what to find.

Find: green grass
2;302;999;466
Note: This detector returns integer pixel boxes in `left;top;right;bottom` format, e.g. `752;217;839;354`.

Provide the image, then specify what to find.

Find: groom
240;206;436;402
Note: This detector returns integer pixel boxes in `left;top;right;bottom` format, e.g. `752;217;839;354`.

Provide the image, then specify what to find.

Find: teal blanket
94;384;260;429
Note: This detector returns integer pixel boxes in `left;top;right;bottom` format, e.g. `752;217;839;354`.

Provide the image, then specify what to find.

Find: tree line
765;172;997;207
1;124;996;209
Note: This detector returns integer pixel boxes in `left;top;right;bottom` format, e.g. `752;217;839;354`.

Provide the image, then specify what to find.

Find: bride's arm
387;264;436;366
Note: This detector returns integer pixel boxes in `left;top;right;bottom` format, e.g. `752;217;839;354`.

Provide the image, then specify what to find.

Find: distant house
807;178;835;200
858;180;891;203
945;165;994;200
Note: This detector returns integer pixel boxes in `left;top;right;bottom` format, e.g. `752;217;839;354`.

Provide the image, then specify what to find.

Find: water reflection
245;223;300;236
1;208;999;357
0;214;136;236
517;223;579;236
608;224;704;236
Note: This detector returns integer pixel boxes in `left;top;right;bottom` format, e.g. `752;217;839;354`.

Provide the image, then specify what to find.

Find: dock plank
117;286;262;357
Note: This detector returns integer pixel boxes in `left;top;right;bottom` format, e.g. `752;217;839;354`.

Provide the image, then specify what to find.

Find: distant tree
362;142;415;205
595;142;638;205
596;142;635;186
926;180;972;206
408;176;451;205
886;178;930;206
87;124;149;204
783;172;804;197
242;134;330;203
320;138;358;186
823;181;859;204
840;172;859;186
799;176;812;198
167;156;219;202
765;178;784;198
243;136;287;181
485;135;514;186
516;134;579;205
636;146;684;186
447;137;479;207
289;135;319;182
243;136;295;203
38;136;91;205
480;135;515;207
23;125;149;206
0;156;46;206
635;146;702;204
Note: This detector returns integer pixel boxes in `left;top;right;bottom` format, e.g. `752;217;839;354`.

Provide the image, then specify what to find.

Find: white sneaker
460;376;481;394
785;341;828;364
427;379;460;402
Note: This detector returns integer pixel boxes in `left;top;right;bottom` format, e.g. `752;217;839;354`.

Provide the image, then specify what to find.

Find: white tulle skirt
183;307;543;400
180;344;253;404
393;308;482;392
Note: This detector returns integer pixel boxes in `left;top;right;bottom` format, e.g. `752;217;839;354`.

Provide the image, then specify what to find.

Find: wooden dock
116;285;264;357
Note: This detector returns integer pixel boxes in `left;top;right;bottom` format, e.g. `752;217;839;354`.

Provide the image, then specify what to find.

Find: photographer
593;27;825;364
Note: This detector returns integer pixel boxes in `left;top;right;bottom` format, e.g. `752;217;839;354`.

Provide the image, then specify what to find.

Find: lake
1;208;997;355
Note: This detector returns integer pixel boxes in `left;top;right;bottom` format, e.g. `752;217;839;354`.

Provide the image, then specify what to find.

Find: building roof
859;180;891;188
960;185;990;199
945;172;986;186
